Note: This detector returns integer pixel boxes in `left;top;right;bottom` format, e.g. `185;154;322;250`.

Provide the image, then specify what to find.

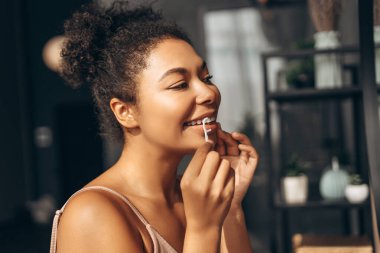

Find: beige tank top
50;186;178;253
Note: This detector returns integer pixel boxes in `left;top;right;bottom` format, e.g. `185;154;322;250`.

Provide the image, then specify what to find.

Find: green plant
349;174;363;185
285;154;311;177
285;40;315;89
285;60;314;89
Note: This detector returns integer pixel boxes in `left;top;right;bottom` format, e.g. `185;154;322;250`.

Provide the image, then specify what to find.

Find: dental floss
202;117;212;142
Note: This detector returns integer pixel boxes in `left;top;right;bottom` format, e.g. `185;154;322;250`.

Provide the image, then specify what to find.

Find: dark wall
25;0;96;201
1;0;98;222
0;0;30;222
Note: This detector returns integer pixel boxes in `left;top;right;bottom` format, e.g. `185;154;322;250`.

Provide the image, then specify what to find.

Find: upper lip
184;111;217;124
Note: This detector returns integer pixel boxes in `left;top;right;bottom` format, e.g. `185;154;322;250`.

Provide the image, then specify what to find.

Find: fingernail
206;139;214;145
206;139;216;149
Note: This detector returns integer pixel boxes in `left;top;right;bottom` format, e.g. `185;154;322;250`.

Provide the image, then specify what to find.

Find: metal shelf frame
262;1;380;252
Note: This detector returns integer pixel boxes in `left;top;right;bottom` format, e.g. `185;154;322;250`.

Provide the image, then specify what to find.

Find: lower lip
183;122;218;133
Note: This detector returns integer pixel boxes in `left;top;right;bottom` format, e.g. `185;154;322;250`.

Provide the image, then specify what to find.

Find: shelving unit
261;2;380;251
267;87;362;102
263;49;373;251
274;199;370;210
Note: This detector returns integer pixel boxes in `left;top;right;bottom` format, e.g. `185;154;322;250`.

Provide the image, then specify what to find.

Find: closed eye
169;82;188;90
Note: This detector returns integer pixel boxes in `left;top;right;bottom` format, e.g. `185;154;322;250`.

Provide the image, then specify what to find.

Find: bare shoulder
56;189;145;253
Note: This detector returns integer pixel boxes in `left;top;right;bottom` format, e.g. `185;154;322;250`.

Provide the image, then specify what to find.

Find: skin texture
56;38;258;253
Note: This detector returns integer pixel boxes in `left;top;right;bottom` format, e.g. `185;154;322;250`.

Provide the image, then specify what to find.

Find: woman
50;2;258;253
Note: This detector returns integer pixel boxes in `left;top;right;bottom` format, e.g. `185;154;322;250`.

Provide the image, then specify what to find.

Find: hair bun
60;3;112;88
60;1;166;88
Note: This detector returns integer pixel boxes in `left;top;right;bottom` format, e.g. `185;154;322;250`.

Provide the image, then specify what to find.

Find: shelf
274;199;370;209
262;46;359;60
267;87;362;102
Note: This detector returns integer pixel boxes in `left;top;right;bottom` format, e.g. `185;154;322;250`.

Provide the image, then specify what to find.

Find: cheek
140;95;189;132
213;86;222;108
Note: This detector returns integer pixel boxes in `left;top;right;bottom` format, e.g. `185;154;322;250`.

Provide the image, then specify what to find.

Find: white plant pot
345;184;369;203
314;31;343;89
282;175;308;204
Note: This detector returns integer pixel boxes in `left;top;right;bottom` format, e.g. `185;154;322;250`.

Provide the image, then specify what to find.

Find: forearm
221;206;253;253
183;226;222;253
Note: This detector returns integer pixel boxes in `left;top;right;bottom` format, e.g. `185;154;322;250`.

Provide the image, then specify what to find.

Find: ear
109;98;139;129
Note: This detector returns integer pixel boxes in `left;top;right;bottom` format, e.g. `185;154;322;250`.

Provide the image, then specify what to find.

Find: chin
182;138;217;154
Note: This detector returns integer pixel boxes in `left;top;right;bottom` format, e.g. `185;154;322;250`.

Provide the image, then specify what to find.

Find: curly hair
60;1;191;142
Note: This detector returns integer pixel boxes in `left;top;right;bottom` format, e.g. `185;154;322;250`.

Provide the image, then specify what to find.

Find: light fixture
42;35;66;72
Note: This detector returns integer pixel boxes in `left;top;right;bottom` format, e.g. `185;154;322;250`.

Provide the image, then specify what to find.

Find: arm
215;126;259;253
181;142;235;253
184;226;222;253
221;206;253;253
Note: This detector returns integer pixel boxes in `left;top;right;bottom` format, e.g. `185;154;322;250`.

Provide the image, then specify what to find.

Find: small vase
282;175;308;204
345;184;369;203
320;157;349;200
314;31;343;89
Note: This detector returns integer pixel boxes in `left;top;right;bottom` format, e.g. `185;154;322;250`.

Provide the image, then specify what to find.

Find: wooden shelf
274;199;370;209
267;87;362;102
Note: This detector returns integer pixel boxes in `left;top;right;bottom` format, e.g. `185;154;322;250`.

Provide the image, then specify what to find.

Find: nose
195;81;219;105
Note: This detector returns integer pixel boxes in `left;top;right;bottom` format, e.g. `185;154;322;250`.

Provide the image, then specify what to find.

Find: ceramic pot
282;175;308;204
345;184;369;203
314;31;343;89
320;157;349;200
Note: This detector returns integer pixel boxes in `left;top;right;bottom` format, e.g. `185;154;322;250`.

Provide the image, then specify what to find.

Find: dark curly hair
60;1;191;142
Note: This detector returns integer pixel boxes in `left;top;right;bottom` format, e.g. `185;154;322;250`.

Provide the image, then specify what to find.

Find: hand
214;123;259;209
180;142;235;232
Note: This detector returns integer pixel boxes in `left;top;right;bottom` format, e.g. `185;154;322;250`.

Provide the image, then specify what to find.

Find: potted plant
285;40;315;89
345;174;369;203
282;154;310;204
308;0;343;89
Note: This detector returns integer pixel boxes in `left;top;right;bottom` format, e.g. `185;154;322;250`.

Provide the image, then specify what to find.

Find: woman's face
134;38;221;154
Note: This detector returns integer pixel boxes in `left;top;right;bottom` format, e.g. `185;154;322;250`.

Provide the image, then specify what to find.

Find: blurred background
1;0;380;252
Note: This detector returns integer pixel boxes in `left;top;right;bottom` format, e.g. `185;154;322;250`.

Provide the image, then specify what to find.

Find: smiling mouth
184;116;216;126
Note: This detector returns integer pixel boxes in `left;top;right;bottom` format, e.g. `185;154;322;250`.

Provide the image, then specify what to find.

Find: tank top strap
49;186;152;253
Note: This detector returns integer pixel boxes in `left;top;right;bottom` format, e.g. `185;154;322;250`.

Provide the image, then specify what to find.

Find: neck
111;139;184;204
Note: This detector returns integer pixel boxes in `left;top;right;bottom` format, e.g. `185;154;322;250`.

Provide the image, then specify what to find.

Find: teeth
185;116;216;126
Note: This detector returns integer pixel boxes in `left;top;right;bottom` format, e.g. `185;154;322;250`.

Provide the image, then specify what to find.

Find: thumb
183;142;213;178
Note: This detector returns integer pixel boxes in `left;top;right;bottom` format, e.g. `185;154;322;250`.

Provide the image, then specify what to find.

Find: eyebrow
159;61;208;81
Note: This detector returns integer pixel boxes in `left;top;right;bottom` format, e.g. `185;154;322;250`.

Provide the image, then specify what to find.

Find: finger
214;134;226;155
238;144;259;179
223;172;235;199
221;155;240;169
248;156;259;172
237;146;249;164
184;142;213;178
199;151;221;182
217;126;239;156
231;132;252;146
238;144;259;160
238;144;258;164
213;159;231;189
